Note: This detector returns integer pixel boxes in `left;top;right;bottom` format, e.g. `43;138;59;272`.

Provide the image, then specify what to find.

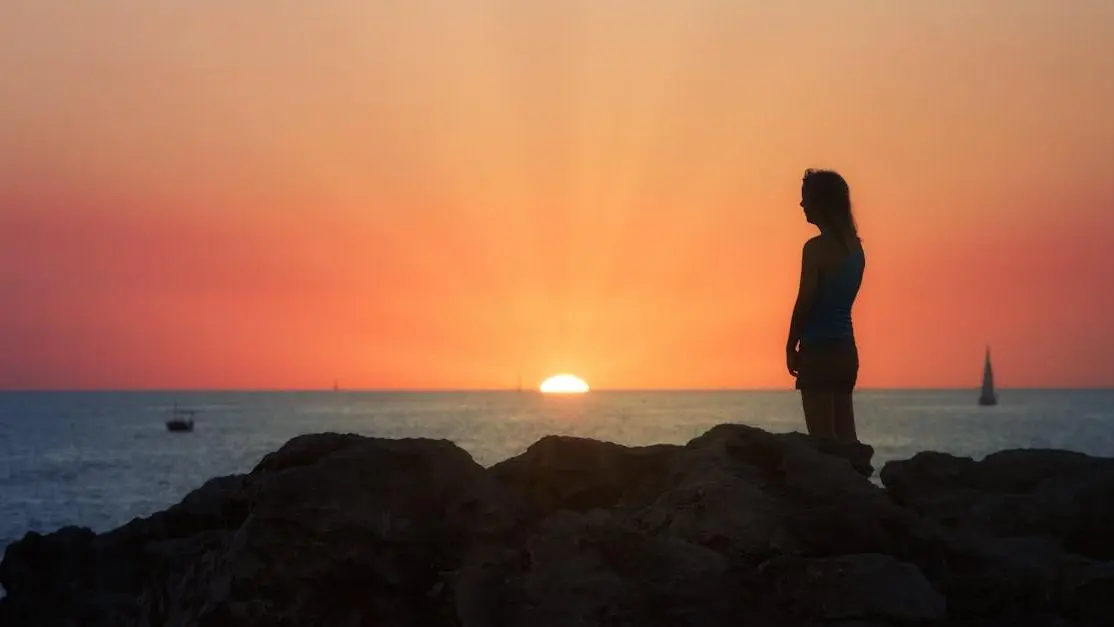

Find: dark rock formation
881;449;1114;560
881;449;1114;626
2;424;1111;627
757;553;945;624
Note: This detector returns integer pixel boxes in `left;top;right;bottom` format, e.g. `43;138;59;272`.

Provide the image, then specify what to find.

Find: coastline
3;423;1113;626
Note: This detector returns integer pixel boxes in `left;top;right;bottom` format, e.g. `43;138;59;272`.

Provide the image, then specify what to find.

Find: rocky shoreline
2;423;1112;626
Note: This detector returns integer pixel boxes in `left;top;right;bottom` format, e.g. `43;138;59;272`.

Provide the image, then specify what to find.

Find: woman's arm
786;237;822;351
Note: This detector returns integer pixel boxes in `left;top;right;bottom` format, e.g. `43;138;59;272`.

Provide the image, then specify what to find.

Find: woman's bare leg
801;390;835;439
833;392;858;442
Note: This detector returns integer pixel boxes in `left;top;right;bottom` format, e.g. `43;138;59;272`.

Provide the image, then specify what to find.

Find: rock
137;435;496;627
882;449;1098;499
690;423;876;479
929;534;1069;621
0;526;117;627
491;509;742;627
881;449;1114;560
1055;556;1114;627
3;423;1114;627
144;474;249;541
488;435;678;519
633;424;910;564
756;553;946;624
249;432;368;475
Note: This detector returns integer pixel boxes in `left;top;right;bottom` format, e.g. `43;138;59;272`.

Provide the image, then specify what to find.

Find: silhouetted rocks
881;450;1114;560
757;553;945;624
881;450;1114;626
3;424;1113;626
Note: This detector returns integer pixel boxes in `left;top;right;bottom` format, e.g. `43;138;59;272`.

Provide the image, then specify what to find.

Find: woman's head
800;169;857;238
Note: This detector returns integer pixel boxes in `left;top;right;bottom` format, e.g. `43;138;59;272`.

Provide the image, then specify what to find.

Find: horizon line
1;386;1111;393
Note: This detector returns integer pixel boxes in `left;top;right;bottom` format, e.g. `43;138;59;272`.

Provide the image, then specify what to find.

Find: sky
1;0;1113;390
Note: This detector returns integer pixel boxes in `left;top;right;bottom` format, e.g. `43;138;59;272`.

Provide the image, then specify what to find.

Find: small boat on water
978;346;998;406
166;402;198;432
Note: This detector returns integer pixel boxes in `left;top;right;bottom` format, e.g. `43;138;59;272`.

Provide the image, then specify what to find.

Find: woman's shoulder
808;233;852;252
802;235;827;262
803;235;825;249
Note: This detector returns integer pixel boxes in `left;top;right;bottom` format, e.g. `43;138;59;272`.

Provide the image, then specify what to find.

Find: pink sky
2;1;1113;390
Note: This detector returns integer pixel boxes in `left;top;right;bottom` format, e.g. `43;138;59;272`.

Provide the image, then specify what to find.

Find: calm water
2;389;1113;551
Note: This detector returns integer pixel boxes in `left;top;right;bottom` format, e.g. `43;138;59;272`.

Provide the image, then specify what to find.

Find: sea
2;389;1114;552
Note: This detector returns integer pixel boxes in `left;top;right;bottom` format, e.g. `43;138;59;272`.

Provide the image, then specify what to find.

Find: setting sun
539;374;590;394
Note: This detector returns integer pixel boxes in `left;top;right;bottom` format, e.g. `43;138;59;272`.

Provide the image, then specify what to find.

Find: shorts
795;337;859;393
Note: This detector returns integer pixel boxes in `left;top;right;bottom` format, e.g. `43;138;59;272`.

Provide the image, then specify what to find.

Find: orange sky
2;1;1113;390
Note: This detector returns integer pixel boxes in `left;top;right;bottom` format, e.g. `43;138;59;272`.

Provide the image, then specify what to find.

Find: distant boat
978;346;998;406
166;401;197;432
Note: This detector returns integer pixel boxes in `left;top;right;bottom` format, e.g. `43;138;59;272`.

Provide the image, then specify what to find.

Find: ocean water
2;389;1113;551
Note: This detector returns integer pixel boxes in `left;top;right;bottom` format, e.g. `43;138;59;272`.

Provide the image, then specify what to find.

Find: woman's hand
786;345;800;377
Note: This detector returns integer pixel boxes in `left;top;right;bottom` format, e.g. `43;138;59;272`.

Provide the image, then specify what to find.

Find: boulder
756;553;946;624
488;435;678;519
485;509;741;627
881;449;1114;560
633;425;909;564
137;436;499;627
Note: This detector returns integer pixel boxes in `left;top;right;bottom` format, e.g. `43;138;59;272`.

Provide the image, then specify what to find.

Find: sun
539;374;590;394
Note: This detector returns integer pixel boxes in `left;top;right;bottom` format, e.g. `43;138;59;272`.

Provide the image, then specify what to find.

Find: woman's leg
797;345;836;439
832;392;857;442
801;390;836;439
832;339;860;442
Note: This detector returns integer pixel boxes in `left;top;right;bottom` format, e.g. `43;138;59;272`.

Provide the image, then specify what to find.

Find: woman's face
800;185;819;225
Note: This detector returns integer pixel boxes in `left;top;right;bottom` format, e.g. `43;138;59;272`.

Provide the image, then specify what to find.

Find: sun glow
539;374;590;394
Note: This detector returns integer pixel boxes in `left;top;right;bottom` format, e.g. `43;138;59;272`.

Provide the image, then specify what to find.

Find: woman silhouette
785;169;865;442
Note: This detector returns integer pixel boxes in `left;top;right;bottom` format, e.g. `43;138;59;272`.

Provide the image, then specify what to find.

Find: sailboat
166;401;197;432
978;346;998;406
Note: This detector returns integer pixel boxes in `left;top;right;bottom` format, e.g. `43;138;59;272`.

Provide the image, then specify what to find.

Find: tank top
800;247;865;347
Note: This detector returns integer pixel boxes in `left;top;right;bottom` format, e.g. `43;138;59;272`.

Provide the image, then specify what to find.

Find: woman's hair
802;169;858;241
